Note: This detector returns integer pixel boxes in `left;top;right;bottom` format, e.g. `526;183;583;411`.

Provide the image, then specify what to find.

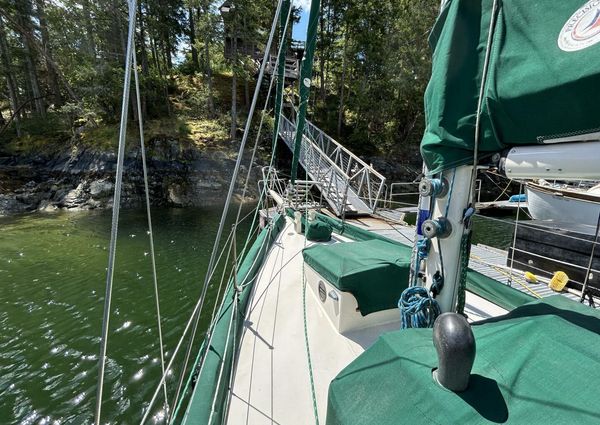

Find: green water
0;207;253;424
0;207;515;424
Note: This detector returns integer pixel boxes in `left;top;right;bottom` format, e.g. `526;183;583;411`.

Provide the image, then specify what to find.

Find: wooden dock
476;200;528;215
344;216;585;305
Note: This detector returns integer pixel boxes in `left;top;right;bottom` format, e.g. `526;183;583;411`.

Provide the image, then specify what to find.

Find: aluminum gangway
278;115;386;216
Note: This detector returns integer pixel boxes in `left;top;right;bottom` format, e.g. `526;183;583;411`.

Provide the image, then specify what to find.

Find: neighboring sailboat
526;179;600;227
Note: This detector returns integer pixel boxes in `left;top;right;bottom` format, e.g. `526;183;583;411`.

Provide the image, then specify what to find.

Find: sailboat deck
227;217;505;425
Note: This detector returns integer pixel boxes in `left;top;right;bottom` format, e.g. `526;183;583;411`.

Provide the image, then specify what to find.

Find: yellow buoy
524;271;538;283
549;271;569;292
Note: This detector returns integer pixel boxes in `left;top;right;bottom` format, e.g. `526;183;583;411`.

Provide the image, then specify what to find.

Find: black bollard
432;312;476;392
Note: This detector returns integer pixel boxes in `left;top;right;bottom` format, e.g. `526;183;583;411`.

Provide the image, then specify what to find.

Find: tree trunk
164;32;173;69
188;7;199;71
150;34;161;71
337;30;349;138
138;1;149;76
35;0;63;107
81;0;96;59
22;40;45;118
16;0;45;118
136;1;148;118
0;8;79;104
230;22;238;141
202;5;215;116
242;17;249;109
319;0;326;102
0;17;21;136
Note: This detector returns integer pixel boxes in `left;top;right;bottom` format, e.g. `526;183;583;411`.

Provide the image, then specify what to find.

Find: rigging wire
469;0;499;205
141;208;256;422
131;28;169;415
159;0;287;420
94;1;137;424
233;1;293;227
580;211;600;302
139;225;240;424
168;228;237;422
156;13;293;419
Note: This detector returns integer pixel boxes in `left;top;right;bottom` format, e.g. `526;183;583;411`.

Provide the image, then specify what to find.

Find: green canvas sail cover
422;0;600;174
327;295;600;424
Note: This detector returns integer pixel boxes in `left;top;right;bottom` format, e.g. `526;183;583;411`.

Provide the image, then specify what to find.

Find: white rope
94;1;137;424
131;34;169;414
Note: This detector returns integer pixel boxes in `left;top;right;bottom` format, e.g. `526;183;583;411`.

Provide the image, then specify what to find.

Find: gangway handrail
304;119;386;182
278;115;386;215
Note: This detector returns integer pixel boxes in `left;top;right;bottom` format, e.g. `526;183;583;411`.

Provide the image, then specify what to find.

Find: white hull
526;183;600;227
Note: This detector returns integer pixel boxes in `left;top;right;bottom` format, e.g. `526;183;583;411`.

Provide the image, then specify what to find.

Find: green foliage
311;0;438;158
0;0;439;166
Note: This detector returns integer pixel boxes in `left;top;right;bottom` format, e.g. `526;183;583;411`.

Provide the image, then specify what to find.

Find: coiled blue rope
399;286;441;329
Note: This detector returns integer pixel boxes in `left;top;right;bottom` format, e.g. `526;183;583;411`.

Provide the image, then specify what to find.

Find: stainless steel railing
278;115;386;216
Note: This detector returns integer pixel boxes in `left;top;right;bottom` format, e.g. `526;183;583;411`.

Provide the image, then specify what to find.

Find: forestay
421;0;600;174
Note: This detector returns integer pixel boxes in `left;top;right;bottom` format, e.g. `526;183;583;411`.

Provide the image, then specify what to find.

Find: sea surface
0;207;253;424
0;207;515;424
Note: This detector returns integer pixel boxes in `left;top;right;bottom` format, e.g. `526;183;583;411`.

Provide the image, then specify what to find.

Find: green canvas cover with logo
421;0;600;174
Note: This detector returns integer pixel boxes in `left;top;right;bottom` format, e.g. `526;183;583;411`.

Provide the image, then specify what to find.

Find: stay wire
169;229;236;422
143;201;260;422
94;1;137;424
234;3;293;257
233;3;293;228
131;29;169;415
140;225;238;424
580;211;600;302
189;6;293;399
469;0;498;205
166;0;285;419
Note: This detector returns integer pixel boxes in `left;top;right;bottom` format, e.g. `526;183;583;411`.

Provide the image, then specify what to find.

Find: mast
416;166;474;313
290;0;321;184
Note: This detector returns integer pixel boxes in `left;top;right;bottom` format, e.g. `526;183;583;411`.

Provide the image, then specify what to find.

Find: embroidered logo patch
558;0;600;52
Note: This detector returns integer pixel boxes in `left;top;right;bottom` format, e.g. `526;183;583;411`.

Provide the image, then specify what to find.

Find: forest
0;0;438;159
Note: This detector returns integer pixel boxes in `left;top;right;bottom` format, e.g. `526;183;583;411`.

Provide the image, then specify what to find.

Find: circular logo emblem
559;0;600;51
318;281;326;302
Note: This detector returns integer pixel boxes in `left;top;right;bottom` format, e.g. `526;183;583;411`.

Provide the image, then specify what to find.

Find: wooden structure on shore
220;1;304;80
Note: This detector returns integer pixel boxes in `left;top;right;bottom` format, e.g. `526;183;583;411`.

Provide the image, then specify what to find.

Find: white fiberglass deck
226;217;504;425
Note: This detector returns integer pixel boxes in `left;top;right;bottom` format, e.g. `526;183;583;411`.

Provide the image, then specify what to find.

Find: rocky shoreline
0;135;437;217
0;138;259;216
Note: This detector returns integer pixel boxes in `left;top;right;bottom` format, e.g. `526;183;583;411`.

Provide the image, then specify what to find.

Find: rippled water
0;206;515;424
0;207;252;424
